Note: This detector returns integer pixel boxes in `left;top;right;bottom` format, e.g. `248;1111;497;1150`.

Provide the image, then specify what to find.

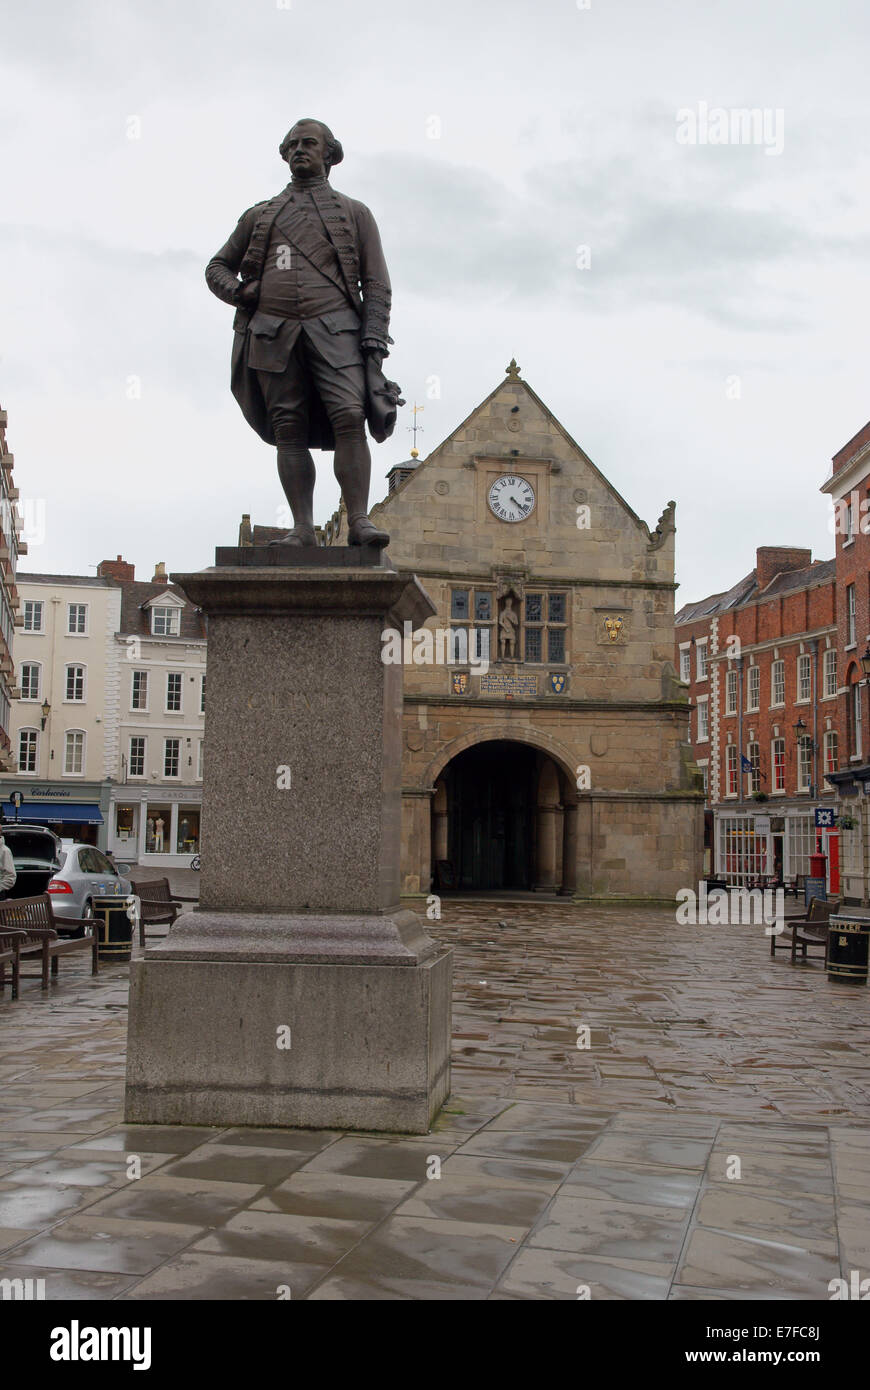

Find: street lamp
860;646;870;679
40;699;51;730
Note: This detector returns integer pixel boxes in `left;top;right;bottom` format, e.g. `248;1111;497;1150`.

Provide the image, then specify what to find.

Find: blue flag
741;755;752;772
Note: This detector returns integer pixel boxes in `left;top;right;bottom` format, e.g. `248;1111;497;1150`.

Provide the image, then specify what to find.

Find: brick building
676;546;840;888
821;419;870;901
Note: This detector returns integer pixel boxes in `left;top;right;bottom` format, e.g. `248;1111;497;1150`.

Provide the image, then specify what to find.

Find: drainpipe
736;655;744;807
811;638;820;801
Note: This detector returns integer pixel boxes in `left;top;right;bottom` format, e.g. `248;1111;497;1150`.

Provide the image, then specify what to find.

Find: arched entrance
432;740;577;894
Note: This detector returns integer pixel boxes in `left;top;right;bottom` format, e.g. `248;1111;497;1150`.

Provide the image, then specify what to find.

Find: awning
2;801;104;824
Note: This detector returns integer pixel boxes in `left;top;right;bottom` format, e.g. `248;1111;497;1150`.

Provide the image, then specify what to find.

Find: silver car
48;841;132;933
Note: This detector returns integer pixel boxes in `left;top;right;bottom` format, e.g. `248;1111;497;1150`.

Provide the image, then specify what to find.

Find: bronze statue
206;118;403;547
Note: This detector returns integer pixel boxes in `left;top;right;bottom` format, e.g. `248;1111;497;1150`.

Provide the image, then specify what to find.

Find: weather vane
408;402;424;456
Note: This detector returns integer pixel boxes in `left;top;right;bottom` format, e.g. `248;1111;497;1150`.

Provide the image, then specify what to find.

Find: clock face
488;475;535;523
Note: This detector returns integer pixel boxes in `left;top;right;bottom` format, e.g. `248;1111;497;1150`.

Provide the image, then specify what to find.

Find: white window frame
772;737;786;793
152;606;180;637
679;646;691;684
725;744;738;797
200;675;206;715
128;736;146;780
823;730;839;787
18;727;39;774
23;600;45;633
797;735;813;792
164;737;181;779
725;669;737;716
797;653;812;703
20;661;41;701
746;664;760;713
747;741;761;795
197;739;203;780
67;602;88;636
64;663;86;703
823;648;837;699
130;670;149;712
696;697;709;743
771;659;785;707
696;639;708;681
165;672;183;713
63;729;86;777
847;584;856;647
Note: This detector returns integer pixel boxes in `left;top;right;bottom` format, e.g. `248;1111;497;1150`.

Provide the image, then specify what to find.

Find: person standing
0;832;17;901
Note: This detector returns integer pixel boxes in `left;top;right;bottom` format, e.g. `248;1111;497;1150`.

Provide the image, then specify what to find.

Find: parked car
47;841;133;934
2;823;63;897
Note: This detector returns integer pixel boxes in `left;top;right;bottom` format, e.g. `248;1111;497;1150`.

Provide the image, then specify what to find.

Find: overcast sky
2;0;868;603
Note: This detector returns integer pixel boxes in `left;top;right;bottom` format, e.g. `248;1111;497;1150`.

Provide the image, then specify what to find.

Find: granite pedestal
124;549;452;1133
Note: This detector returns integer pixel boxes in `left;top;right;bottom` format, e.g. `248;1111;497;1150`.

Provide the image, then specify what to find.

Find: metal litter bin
827;912;870;986
92;894;134;964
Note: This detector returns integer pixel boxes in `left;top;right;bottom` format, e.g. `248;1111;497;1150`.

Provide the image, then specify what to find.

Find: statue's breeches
253;318;366;441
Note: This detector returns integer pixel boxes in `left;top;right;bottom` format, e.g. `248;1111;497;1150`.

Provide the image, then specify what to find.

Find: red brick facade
676;547;839;883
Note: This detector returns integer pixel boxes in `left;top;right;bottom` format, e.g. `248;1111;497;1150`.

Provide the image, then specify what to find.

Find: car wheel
70;900;93;940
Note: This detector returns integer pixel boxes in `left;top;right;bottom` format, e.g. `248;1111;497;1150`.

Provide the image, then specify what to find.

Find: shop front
109;786;202;868
715;805;838;891
0;780;112;850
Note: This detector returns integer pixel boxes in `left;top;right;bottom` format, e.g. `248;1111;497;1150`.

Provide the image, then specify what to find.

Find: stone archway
427;737;579;895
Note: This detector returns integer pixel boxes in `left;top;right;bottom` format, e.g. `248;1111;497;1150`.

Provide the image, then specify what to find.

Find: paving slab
0;900;868;1300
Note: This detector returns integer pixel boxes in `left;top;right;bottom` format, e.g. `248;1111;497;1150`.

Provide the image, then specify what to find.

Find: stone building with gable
247;361;703;900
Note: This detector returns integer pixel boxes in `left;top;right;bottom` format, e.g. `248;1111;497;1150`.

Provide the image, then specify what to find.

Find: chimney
152;562;169;585
756;546;812;592
97;555;135;583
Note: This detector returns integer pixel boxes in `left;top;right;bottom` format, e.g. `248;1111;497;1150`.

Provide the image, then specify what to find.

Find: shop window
146;806;170;853
176;808;201;853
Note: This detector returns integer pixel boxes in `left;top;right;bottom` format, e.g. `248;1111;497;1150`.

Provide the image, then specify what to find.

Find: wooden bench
0;895;98;998
130;878;198;948
769;896;837;965
0;930;26;1000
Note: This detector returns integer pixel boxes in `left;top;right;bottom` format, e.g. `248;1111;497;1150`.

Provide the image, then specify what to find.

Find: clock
488;474;535;523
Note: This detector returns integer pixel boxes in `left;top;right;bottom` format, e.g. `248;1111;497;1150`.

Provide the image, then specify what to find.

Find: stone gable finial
505;358;521;379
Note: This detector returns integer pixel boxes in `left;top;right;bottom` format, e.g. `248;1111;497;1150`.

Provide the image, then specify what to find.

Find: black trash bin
92;895;134;964
827;912;870;986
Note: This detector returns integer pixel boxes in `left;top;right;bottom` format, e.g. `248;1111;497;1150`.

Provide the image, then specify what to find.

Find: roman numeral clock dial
488;475;536;523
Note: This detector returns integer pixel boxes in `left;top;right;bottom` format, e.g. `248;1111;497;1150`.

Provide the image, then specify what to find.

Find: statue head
279;118;344;179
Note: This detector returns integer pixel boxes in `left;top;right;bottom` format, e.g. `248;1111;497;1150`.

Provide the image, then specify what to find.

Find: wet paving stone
0;900;868;1298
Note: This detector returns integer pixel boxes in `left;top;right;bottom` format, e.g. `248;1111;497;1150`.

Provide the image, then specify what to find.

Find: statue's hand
237;279;260;309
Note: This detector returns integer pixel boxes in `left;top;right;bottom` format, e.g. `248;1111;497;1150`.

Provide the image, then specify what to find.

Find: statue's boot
334;435;390;548
274;444;317;546
269;525;317;547
347;513;390;548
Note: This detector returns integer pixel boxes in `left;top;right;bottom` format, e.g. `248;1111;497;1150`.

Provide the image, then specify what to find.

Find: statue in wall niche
206;117;404;548
499;594;519;660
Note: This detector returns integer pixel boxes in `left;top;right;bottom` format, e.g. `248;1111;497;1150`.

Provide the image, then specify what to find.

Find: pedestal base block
124;946;451;1134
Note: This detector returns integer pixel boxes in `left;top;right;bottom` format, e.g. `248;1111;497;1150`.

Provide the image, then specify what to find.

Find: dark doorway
444;741;536;890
